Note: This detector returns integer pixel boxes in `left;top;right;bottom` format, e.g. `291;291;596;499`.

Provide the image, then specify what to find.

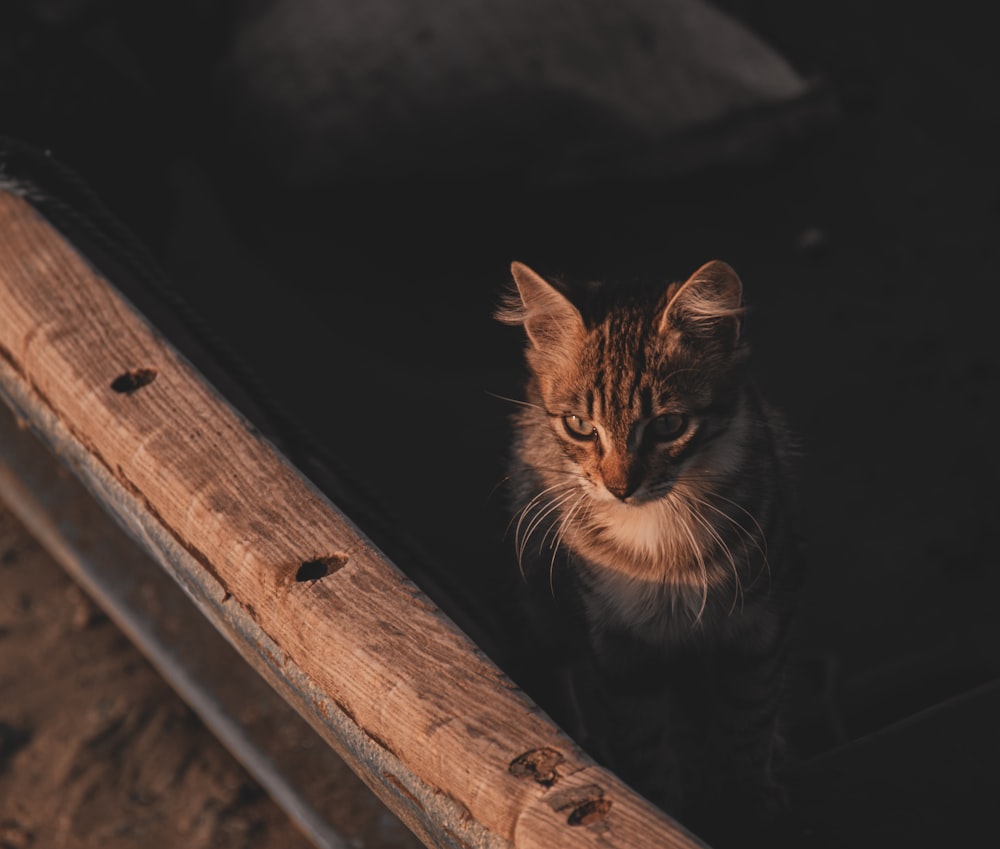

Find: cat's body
498;261;801;840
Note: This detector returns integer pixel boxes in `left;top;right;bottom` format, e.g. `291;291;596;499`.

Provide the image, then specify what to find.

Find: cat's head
498;261;748;505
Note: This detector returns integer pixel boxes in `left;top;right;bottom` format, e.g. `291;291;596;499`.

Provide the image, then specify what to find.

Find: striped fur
499;261;801;838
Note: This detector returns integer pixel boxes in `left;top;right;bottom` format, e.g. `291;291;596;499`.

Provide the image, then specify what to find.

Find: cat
497;260;802;842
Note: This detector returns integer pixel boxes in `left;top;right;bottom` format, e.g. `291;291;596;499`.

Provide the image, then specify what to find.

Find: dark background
2;1;998;845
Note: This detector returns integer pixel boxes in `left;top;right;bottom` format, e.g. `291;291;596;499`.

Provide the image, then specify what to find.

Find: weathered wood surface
0;189;706;849
0;399;420;849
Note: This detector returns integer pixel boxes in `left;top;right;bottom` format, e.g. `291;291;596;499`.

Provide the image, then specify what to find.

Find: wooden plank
0;189;706;849
0;399;420;849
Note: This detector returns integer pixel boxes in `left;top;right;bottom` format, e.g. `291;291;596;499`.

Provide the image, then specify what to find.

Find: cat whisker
510;487;570;577
685;488;771;584
709;492;771;569
485;390;547;412
512;483;578;574
508;480;574;541
486;474;513;502
527;465;591;482
668;497;710;623
548;493;588;597
674;467;770;550
538;488;580;553
685;498;745;615
532;491;579;556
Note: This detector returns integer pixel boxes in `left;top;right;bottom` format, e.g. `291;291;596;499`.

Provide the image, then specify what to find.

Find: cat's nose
601;457;642;500
605;481;636;501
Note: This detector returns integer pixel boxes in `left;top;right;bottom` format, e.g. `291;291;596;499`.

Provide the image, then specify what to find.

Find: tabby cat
497;260;801;841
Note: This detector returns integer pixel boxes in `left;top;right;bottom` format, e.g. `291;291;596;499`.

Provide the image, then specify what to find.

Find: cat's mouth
599;479;676;506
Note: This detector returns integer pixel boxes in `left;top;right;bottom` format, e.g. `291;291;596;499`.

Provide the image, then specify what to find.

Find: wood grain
0;189;706;849
0;399;419;849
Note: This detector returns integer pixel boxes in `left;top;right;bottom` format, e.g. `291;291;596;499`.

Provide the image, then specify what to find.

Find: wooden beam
0;399;419;849
0;189;706;849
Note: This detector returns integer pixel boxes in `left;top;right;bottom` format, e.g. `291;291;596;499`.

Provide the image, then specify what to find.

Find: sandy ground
0;505;318;849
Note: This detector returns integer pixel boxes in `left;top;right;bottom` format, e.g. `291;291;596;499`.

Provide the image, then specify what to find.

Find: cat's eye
647;413;689;443
562;414;597;440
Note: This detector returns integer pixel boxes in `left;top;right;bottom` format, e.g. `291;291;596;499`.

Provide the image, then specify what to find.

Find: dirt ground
0;505;318;849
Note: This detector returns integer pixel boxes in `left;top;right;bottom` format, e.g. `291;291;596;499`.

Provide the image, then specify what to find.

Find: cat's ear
659;260;743;349
499;262;585;351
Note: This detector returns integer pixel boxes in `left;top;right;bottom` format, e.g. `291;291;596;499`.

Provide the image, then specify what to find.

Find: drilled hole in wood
111;367;157;394
509;747;564;787
568;798;613;827
295;555;348;582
